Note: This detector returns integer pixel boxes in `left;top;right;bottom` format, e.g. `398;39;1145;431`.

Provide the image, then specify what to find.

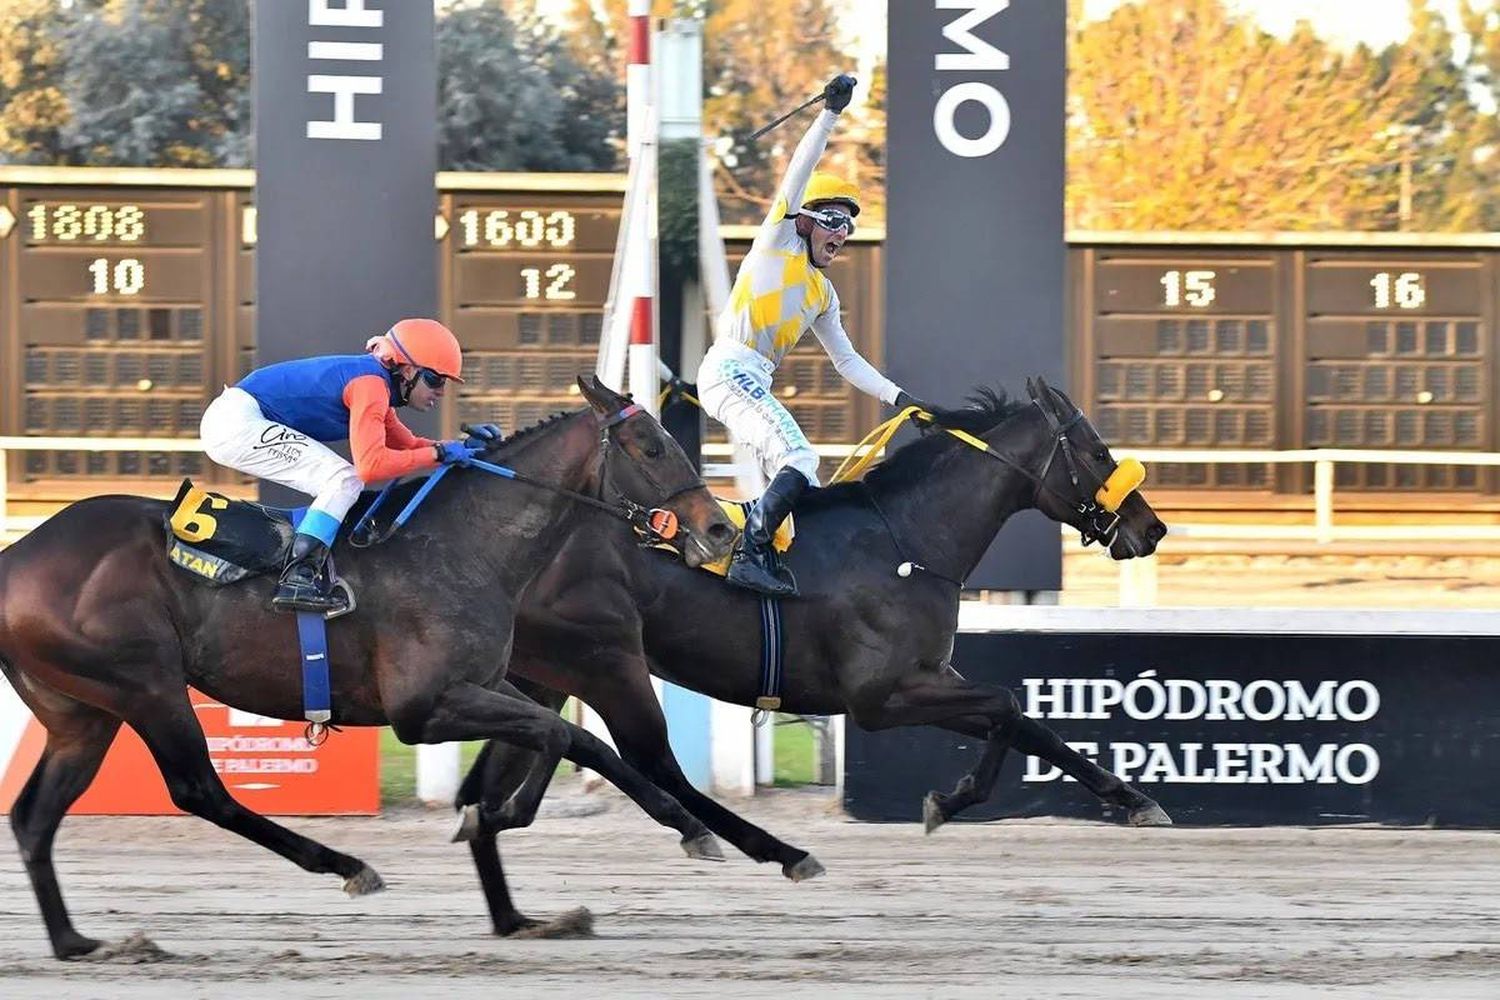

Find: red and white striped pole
625;0;659;415
626;0;651;160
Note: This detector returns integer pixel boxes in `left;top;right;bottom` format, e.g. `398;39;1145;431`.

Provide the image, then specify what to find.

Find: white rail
5;437;1499;549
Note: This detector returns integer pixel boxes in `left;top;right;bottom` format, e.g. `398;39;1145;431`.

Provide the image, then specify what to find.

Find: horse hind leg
923;714;1016;835
1010;714;1172;826
3;667;121;959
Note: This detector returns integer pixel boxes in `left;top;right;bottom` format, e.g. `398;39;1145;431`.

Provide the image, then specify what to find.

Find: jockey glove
895;390;935;416
462;422;503;448
824;74;857;113
434;440;483;465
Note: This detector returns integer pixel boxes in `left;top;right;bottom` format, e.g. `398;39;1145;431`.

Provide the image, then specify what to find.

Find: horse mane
797;387;1032;512
341;407;584;529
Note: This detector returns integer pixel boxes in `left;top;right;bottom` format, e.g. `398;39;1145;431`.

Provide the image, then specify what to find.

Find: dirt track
2;784;1498;999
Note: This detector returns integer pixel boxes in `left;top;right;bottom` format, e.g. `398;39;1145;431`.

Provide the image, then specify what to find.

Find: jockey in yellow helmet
697;74;932;597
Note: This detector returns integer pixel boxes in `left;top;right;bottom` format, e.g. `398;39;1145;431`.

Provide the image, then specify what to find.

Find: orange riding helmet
376;318;465;382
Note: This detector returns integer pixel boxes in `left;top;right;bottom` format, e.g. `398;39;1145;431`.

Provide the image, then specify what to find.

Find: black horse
0;376;738;959
450;377;1173;935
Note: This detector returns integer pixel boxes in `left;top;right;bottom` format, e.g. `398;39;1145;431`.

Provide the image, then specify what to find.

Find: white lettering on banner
211;758;321;775
206;735;317;753
933;1;1012;157
306;2;384;141
1021;674;1381;723
1024;741;1381;786
1017;673;1384;787
309;0;383;29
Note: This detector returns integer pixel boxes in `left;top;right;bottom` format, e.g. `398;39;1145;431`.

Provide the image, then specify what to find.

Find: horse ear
1025;377;1037;400
576;375;622;413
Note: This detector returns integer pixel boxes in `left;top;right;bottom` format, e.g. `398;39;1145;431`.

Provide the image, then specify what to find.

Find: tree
0;0;72;163
1389;0;1500;231
58;0;249;167
1068;0;1420;231
549;0;875;223
436;1;623;171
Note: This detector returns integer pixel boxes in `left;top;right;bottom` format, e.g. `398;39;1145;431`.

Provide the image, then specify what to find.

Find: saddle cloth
162;479;295;585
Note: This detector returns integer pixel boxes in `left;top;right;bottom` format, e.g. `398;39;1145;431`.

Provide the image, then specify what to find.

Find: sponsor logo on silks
729;368;768;401
168;539;237;582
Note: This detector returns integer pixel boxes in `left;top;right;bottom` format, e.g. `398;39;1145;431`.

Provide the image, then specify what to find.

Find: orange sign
0;687;378;815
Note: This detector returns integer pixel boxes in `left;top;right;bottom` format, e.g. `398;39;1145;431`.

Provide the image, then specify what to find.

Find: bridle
592;403;706;546
864;398;1145;584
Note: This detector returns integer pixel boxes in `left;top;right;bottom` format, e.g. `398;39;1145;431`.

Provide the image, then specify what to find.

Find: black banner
252;0;439;467
845;630;1500;827
885;1;1066;590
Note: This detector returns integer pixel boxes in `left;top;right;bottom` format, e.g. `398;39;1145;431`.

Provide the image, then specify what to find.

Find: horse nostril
1147;522;1167;543
708;522;735;543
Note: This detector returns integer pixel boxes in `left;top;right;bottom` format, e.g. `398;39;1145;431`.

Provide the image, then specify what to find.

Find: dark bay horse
0;376;737;959
453;378;1173;934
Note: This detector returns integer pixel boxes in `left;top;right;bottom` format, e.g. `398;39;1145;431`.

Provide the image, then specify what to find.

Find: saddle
163;479;298;585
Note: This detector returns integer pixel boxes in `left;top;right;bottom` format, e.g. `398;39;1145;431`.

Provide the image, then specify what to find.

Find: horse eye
1094;448;1109;463
645;443;664;459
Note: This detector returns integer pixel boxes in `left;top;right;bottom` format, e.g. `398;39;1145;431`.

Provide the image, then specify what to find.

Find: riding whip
749;92;826;141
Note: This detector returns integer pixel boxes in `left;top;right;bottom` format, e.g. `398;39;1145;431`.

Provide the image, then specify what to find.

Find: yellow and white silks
697;109;903;487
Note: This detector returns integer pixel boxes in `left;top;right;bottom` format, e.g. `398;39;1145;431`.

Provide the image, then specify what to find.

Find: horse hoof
681;833;726;862
451;804;481;842
923;792;947;835
54;931;103;960
507;907;595;940
783;854;826;882
1129;802;1173;827
343;864;387;896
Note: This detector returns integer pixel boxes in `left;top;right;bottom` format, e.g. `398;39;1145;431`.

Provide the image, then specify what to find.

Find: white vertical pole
598;0;656;396
626;0;651;160
1314;459;1335;544
1118;556;1159;608
755;720;775;787
416;743;460;806
626;137;659;416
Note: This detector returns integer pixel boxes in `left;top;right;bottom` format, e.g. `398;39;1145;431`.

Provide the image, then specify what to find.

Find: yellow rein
829;406;1146;513
830;406;991;484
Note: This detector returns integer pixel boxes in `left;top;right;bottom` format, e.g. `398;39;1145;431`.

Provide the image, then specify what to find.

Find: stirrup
726;548;798;597
272;580;350;616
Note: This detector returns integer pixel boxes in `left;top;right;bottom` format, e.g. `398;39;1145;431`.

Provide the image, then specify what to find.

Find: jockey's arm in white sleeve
811;286;901;405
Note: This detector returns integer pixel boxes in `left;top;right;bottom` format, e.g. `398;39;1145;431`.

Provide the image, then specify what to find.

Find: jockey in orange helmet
199;318;497;614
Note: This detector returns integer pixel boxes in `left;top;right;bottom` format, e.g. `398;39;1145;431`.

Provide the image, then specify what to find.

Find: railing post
1314;459;1335;544
1118;556;1159;607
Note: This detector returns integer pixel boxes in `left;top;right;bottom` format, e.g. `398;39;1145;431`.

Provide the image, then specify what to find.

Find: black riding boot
727;467;808;598
271;535;345;614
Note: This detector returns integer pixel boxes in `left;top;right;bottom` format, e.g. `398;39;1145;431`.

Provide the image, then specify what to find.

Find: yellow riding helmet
802;172;861;217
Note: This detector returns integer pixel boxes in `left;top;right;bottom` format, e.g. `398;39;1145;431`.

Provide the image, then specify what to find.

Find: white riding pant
199;387;363;540
698;341;820;486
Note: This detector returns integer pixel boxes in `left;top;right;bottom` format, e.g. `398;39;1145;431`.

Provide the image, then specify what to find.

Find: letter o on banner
933;82;1012;158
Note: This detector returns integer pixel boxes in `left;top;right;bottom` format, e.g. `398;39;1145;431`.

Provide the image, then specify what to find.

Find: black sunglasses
416;367;447;389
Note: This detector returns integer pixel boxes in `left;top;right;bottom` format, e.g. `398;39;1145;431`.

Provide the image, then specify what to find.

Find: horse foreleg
129;692;383;893
5;680;120;959
401;680;722;861
592;662;823;880
1009;714;1171;826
